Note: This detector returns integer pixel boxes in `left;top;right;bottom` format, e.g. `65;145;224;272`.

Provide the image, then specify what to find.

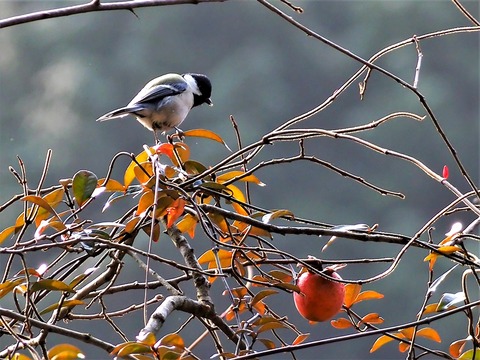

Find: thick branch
137;295;246;350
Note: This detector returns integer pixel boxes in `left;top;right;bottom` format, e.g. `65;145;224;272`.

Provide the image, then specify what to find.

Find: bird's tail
97;103;148;122
96;107;133;122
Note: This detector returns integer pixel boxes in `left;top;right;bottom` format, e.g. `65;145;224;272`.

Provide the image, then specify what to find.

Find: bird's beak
206;98;213;106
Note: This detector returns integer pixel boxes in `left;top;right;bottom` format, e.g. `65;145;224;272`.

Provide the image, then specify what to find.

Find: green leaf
40;299;85;315
72;170;98;207
31;279;76;293
459;349;480;360
0;278;25;300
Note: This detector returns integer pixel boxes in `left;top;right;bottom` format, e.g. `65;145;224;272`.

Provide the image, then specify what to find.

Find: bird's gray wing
132;81;188;105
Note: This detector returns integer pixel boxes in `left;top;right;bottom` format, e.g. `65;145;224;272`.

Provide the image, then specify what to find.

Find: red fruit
293;268;345;322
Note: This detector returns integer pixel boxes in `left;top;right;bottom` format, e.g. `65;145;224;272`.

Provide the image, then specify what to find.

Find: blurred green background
0;1;479;358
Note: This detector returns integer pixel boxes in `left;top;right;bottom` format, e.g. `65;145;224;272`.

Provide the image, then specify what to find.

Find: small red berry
442;165;449;179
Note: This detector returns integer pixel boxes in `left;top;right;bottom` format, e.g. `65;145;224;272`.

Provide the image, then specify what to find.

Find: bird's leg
154;130;160;145
174;127;185;141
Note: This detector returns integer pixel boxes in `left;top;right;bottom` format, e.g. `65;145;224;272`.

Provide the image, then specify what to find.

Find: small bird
96;73;212;143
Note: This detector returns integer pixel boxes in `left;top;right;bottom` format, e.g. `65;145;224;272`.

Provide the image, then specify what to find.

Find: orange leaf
370;335;395;353
450;338;468;358
344;284;362;308
183;129;229;149
355;290;384;303
268;270;293;283
198;249;232;267
331;317;354;329
292;333;310;345
252;300;266;315
360;313;384;325
398;342;410;353
165;198;186;228
251;290;278;306
142;222;161;242
156;143;175;158
136;190;154;216
399;327;415;340
257;321;286;334
417;327;441;343
123;216;141;234
258;338;276;350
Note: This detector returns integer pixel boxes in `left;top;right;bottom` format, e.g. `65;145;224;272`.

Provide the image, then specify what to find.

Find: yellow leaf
138;332;156;347
217;171;265;186
437;245;461;254
21;195;56;217
176;213;197;238
133;162;153;185
420;303;439;316
226;184;249;216
0;226;17;245
159;333;185;349
11;354;31;360
0;278;26;300
114;342;153;357
124;149;154;187
48;344;84;360
98;178;125;192
370;335;395;353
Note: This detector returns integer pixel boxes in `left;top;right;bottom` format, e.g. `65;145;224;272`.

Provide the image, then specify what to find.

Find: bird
96;73;212;143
